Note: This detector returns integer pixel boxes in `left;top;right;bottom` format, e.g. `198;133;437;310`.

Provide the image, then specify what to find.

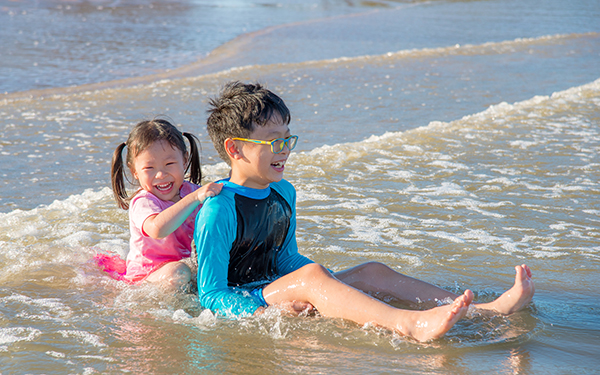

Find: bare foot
403;289;473;342
476;264;535;315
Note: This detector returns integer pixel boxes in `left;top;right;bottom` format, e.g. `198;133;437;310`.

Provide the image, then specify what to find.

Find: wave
3;31;596;105
3;76;597;218
2;31;598;213
291;77;600;168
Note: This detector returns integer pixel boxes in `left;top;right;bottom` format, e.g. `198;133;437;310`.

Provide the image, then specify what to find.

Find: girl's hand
197;182;223;203
142;182;223;239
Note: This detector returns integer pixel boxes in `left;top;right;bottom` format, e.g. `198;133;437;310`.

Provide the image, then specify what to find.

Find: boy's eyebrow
264;127;291;137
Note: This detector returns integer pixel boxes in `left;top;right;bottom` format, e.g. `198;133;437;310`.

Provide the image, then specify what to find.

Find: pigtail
111;142;130;210
183;132;203;185
112;119;197;209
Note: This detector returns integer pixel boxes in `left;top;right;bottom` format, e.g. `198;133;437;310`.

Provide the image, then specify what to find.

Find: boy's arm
194;194;265;317
276;230;314;275
273;180;314;275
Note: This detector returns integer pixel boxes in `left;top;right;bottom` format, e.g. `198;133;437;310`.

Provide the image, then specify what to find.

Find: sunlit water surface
1;0;599;374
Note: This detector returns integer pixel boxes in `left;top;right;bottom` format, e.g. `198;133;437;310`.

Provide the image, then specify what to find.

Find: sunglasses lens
272;139;284;153
272;136;298;153
288;136;298;151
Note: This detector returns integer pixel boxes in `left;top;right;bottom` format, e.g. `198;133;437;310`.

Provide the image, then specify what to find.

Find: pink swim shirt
125;181;200;283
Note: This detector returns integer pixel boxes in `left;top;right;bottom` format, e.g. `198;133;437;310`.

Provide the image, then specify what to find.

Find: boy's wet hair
206;81;291;164
110;118;202;210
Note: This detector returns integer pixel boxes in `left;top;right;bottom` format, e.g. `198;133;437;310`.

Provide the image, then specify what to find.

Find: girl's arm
143;182;222;239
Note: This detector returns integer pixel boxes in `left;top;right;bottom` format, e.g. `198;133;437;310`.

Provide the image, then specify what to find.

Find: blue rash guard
194;179;314;317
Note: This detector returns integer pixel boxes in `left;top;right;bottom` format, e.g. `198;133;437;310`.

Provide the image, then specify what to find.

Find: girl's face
131;140;187;203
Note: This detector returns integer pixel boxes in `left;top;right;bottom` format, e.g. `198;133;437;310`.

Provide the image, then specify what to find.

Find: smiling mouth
272;161;285;169
156;182;173;191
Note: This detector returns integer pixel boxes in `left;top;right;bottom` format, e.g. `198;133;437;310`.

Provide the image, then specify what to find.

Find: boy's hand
277;301;315;316
253;301;315;317
197;182;223;203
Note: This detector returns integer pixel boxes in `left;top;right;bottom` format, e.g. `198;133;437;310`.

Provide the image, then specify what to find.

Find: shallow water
1;0;600;374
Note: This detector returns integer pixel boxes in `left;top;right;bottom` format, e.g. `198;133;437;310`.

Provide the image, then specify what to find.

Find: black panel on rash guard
228;188;291;286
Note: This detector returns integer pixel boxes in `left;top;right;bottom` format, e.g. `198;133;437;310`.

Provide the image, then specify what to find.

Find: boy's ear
224;138;242;160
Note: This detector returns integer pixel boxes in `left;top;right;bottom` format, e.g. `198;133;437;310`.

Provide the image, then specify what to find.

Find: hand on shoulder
197;182;223;203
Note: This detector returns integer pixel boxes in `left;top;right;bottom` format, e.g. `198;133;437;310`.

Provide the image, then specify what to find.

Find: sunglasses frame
232;135;298;154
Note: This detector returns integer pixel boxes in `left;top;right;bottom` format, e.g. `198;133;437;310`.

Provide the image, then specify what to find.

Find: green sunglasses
232;135;298;154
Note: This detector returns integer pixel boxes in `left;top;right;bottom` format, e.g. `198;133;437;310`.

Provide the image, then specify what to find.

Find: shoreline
0;8;379;102
3;30;596;104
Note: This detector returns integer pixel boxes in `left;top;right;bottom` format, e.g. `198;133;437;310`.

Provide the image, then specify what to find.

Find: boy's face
230;114;292;189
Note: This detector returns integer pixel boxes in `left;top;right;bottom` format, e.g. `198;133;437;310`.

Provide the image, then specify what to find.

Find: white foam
0;327;41;345
292;78;600;175
46;350;66;358
422;182;470;197
58;330;106;347
486;177;516;186
427;231;465;244
201;161;230;182
429;160;469;170
323;245;423;267
509;140;538;149
0;187;114;226
326;197;381;212
530;249;570;258
386;170;413;180
295;184;331;203
4;294;74;322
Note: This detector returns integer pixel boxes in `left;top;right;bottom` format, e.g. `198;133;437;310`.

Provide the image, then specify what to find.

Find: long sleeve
194;190;264;317
194;180;315;318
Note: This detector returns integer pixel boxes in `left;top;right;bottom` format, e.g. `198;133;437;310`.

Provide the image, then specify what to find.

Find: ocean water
1;0;600;374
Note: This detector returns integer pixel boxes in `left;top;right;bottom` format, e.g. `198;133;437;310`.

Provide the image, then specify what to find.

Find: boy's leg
262;263;473;342
333;262;456;308
334;262;534;315
470;264;534;314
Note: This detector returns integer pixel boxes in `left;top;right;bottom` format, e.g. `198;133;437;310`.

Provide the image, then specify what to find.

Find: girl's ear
224;138;242;160
128;163;138;180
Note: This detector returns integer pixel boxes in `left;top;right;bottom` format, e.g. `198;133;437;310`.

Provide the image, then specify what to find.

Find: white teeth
156;182;172;190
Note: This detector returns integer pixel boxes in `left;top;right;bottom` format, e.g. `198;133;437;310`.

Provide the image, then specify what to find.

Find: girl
109;118;222;289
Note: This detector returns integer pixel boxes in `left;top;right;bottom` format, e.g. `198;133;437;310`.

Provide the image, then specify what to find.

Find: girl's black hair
110;118;202;210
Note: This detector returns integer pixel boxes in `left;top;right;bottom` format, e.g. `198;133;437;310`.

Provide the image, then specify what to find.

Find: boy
194;81;534;342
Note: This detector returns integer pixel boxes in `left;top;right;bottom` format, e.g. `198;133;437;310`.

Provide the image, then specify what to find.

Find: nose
281;138;295;154
280;143;291;155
